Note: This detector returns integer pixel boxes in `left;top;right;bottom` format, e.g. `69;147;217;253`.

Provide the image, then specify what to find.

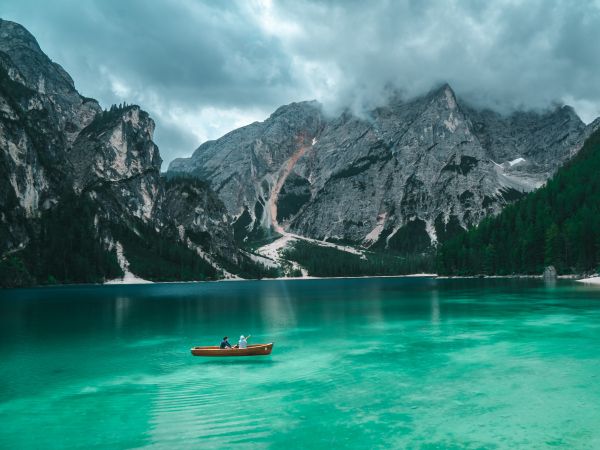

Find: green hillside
437;129;600;276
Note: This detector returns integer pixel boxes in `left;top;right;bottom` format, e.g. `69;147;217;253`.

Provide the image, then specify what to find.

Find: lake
1;278;599;449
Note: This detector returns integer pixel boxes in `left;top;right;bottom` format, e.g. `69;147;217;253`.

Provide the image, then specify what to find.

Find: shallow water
1;278;599;449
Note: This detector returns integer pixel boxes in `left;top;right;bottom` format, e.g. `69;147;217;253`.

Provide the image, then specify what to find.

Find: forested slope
437;129;600;276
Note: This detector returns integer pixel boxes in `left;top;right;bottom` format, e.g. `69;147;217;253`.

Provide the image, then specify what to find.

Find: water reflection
365;292;385;329
114;296;131;331
430;290;440;325
259;281;298;331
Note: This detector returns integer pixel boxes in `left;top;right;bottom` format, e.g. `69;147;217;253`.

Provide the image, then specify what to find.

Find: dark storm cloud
2;0;600;166
269;0;600;118
5;0;294;107
1;0;299;165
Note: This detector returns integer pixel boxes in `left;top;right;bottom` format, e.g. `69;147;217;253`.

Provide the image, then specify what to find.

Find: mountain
169;101;324;241
3;18;600;286
437;128;600;276
169;85;598;254
0;19;270;287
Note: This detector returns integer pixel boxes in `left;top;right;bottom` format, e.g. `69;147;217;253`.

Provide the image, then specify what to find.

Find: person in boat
220;336;232;349
238;335;248;349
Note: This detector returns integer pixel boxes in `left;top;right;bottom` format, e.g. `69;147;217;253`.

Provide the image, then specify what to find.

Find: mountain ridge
169;83;598;253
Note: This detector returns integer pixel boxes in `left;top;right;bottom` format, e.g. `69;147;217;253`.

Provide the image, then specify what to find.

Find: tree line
0;192;122;287
282;240;435;277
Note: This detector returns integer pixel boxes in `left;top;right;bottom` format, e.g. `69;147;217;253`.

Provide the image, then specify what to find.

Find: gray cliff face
162;177;238;262
169;84;596;250
169;101;324;230
464;104;587;177
0;19;238;273
0;18;101;253
70;106;163;223
67;105;240;267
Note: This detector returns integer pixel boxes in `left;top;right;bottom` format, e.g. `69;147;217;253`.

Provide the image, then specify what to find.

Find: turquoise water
1;278;600;449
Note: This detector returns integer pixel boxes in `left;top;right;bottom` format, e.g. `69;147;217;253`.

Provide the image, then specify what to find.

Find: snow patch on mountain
508;157;526;166
493;161;543;192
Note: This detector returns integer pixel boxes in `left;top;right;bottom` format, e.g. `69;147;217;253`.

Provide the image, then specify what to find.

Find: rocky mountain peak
71;105;161;195
269;100;321;119
554;105;585;130
168;99;325;224
427;82;458;109
0;19;76;94
0;19;42;54
170;83;598;251
407;82;475;150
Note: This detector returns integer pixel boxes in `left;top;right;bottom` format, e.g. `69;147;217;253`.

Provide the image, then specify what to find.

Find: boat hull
190;343;274;357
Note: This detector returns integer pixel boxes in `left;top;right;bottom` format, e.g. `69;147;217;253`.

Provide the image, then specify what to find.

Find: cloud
2;0;600;166
1;0;297;165
260;0;600;119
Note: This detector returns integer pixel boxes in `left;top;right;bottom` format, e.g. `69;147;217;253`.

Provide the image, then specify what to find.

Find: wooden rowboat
190;343;274;357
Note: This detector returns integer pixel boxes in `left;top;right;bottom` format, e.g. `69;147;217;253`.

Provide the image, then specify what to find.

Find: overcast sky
2;0;600;167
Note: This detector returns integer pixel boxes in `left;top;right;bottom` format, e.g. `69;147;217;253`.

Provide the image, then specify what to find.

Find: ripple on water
143;378;283;447
523;313;577;327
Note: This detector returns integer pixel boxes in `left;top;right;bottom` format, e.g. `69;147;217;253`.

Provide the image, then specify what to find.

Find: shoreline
575;276;600;285
3;273;439;290
102;272;440;286
5;272;600;290
436;274;580;280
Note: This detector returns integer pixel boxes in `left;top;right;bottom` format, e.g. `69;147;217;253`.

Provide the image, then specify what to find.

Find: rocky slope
169;85;599;252
438;128;600;276
0;18;100;253
169;101;324;239
0;19;248;285
162;174;238;264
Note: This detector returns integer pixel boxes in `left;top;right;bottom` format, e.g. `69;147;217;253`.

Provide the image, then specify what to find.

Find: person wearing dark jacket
220;336;232;349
